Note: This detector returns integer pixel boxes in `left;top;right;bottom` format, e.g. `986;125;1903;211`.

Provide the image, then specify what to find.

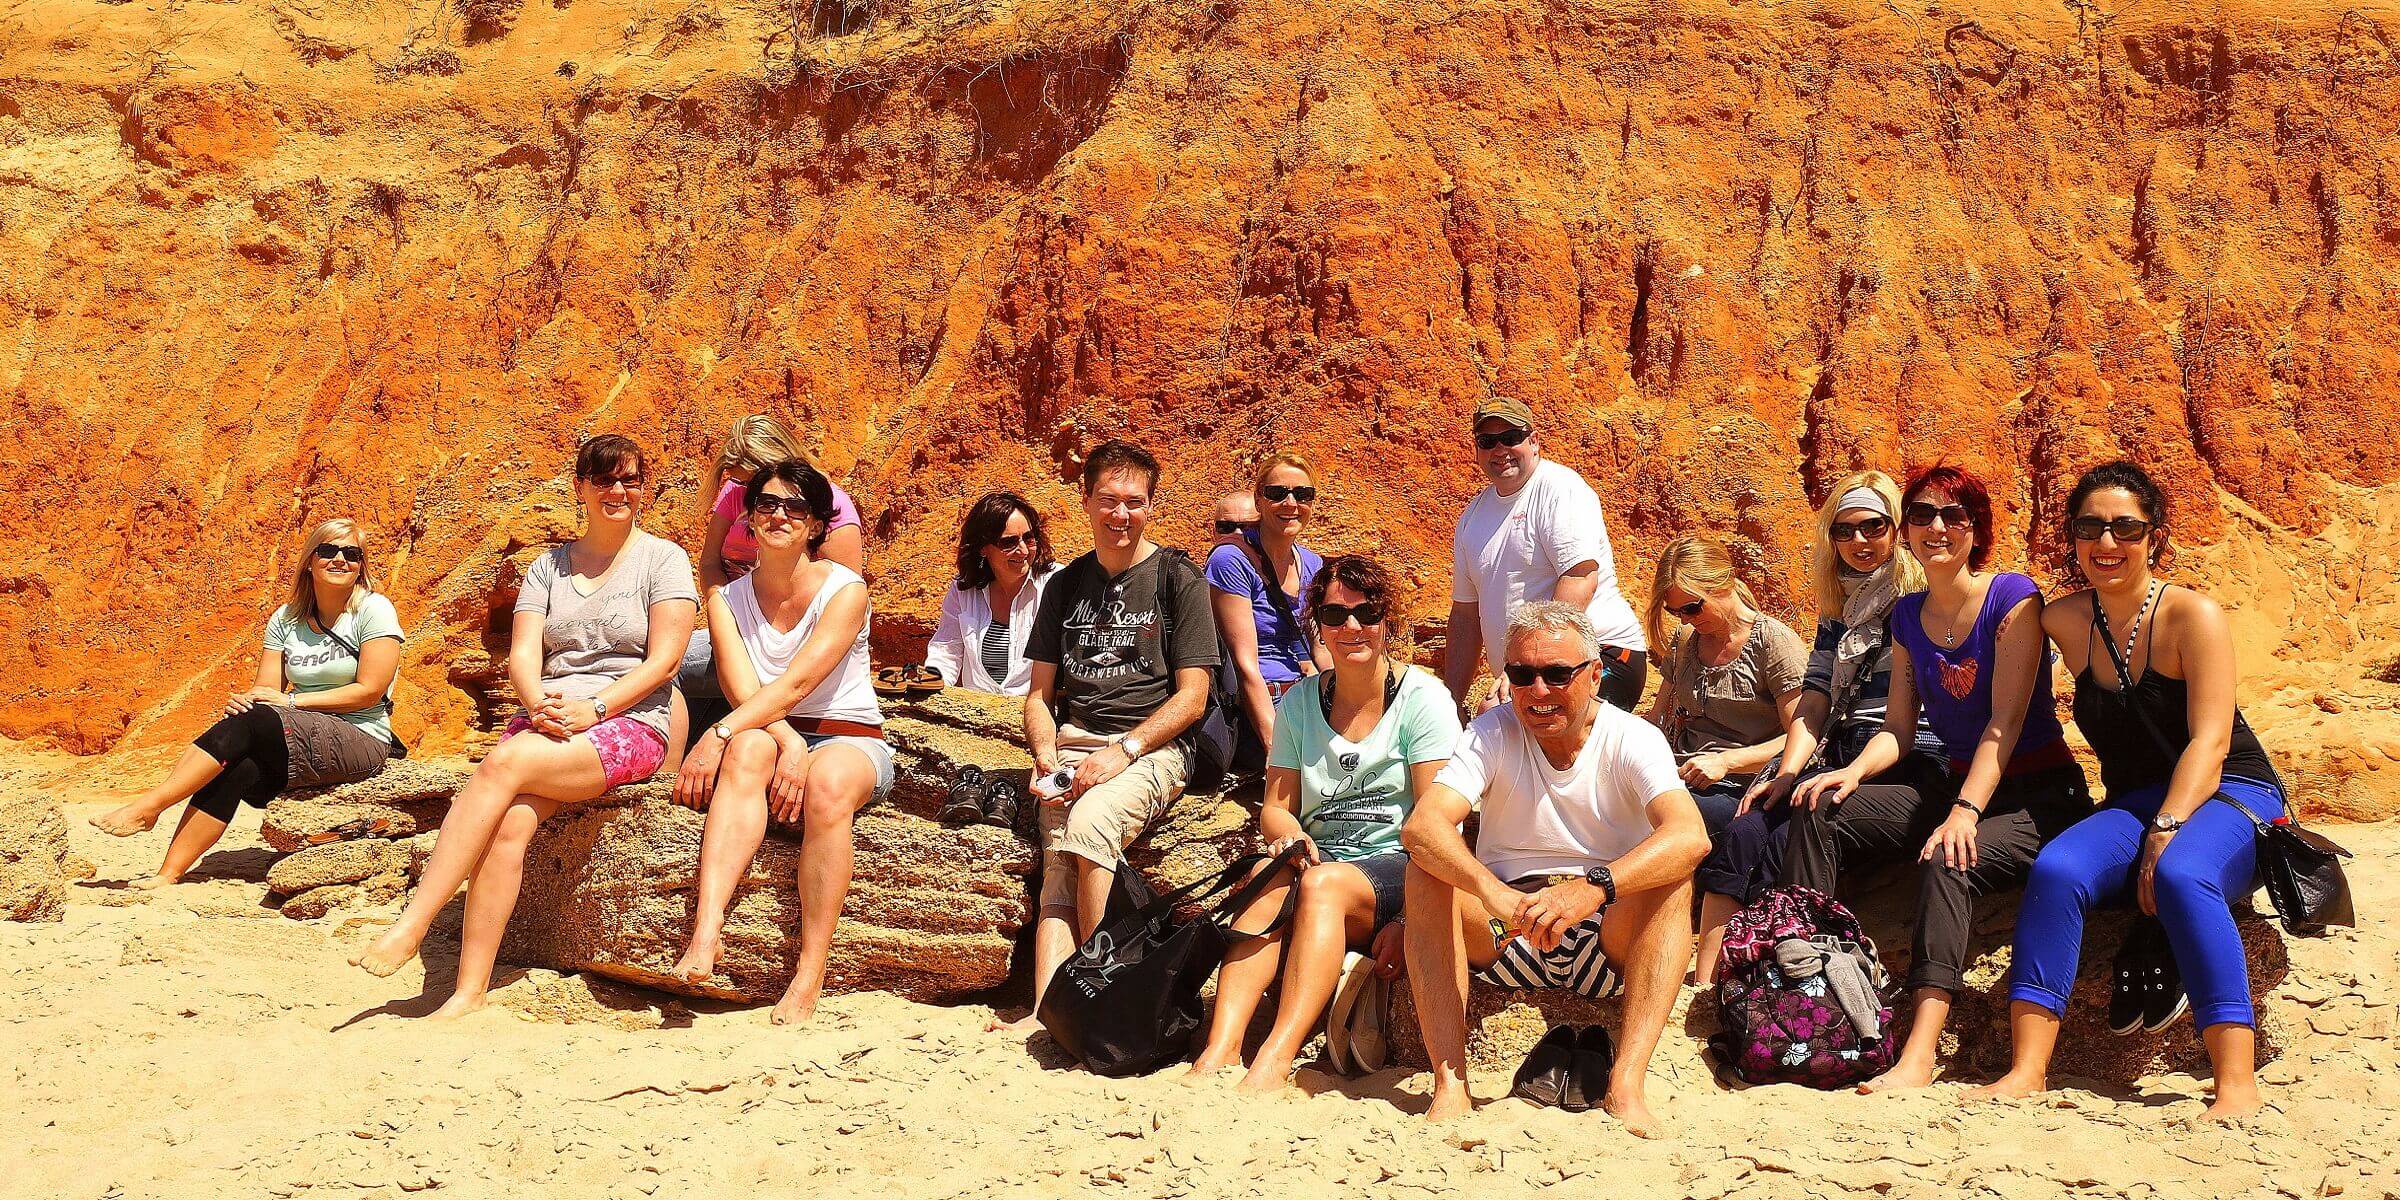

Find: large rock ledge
266;690;1262;1002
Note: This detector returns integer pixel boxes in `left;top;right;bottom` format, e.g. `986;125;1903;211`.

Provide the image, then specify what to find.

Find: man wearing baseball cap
1443;395;1649;714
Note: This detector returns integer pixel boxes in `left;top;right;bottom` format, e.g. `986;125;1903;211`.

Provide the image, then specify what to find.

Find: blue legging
2007;775;2283;1029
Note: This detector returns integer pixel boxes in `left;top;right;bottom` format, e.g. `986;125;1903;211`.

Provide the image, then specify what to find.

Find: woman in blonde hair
682;414;865;724
1208;452;1331;761
92;519;405;887
1642;534;1809;982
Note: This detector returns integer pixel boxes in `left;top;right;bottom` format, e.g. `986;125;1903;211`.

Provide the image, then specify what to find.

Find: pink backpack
1708;886;1897;1089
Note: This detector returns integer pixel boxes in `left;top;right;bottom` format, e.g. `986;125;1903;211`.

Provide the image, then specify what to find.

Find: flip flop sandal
1325;952;1370;1075
1346;967;1391;1074
305;816;395;846
903;665;945;700
1560;1024;1615;1113
941;765;988;825
977;775;1023;831
874;666;911;698
1508;1024;1578;1109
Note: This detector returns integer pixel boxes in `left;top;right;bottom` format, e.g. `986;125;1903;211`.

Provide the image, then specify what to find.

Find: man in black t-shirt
989;439;1219;1036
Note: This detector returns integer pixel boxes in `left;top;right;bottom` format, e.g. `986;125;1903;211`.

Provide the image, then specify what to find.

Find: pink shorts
502;714;669;789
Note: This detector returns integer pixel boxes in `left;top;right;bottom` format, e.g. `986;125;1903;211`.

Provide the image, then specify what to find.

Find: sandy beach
8;753;2395;1200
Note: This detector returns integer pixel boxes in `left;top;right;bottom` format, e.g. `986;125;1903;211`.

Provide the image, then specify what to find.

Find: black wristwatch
1583;864;1617;909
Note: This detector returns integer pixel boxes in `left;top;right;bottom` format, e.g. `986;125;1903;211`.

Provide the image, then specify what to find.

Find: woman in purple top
1207;452;1330;758
1786;464;2091;1093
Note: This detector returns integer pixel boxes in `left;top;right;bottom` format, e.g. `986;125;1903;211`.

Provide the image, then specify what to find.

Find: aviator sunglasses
989;531;1036;553
1261;484;1317;504
1830;516;1891;542
1474;427;1532;452
313;543;365;564
1313;601;1386;628
1666;597;1706;619
2070;515;2154;543
1502;659;1594;689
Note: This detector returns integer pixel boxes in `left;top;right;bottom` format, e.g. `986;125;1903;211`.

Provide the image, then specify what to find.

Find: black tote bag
1038;846;1304;1077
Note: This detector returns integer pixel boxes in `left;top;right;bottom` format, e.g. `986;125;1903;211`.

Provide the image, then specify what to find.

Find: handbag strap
1207;843;1309;943
2092;593;2286;837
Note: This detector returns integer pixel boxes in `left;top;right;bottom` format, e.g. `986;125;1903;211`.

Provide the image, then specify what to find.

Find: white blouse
923;564;1058;695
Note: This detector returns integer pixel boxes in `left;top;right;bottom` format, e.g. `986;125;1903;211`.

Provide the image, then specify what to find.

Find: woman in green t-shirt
1186;554;1464;1092
92;519;404;886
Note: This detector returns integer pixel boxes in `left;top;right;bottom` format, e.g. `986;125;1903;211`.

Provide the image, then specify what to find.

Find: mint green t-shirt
1268;666;1464;862
264;593;405;746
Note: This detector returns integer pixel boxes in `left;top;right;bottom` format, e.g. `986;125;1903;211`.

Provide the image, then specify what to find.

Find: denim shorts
1340;850;1410;929
801;732;895;800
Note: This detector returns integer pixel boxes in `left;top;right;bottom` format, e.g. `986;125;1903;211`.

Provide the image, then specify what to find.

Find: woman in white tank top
668;460;893;1025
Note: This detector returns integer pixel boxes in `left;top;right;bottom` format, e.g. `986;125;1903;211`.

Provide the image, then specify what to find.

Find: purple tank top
1889;573;2065;771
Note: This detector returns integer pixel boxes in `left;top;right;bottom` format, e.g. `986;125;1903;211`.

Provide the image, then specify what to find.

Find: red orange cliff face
4;1;2397;813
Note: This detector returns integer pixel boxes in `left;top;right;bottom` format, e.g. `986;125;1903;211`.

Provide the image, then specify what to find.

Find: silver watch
2150;812;2185;833
1120;733;1147;760
592;696;610;722
712;723;735;743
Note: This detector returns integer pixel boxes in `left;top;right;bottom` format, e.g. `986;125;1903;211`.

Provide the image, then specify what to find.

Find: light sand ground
8;768;2397;1200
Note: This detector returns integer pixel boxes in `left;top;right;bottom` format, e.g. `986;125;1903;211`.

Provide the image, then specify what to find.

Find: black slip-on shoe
1561;1024;1616;1113
1509;1024;1578;1109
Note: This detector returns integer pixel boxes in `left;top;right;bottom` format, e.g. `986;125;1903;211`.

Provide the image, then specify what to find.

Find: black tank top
2074;589;2279;797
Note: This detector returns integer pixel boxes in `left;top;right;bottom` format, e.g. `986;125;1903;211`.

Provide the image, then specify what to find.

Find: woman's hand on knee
768;732;811;823
1370;919;1407;980
674;736;723;810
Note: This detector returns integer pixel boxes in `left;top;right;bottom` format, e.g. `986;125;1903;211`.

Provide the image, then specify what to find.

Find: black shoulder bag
1037;844;1306;1076
2093;600;2350;936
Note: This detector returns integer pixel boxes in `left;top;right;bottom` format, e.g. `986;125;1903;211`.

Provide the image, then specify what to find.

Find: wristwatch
592;696;611;723
712;723;735;744
1120;733;1147;760
2150;812;2186;834
1583;864;1617;909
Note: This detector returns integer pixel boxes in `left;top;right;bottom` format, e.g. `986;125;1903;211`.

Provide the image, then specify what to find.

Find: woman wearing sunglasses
669;460;891;1023
1207;453;1331;761
93;520;405;886
922;492;1059;695
681;415;866;725
1639;535;1809;981
1186;554;1461;1090
353;435;698;1016
1786;464;2091;1092
1697;474;1949;983
1975;462;2283;1119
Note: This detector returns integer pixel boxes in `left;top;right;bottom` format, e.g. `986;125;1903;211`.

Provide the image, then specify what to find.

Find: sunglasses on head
1666;598;1706;619
313;543;364;564
1314;601;1386;629
2070;515;2154;543
1214;518;1256;535
1261;484;1317;504
1474;427;1532;451
1502;659;1593;689
1830;516;1891;542
1904;502;1973;528
748;494;814;519
989;531;1036;553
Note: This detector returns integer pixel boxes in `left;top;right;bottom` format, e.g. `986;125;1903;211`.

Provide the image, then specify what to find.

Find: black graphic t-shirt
1026;547;1220;738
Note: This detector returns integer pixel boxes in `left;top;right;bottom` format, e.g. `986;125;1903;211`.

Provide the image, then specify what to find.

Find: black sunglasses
2070;515;2154;543
989;531;1036;553
1214;518;1257;535
584;472;646;491
1830;517;1891;542
1474;427;1532;451
1261;484;1317;504
1503;659;1594;689
1314;601;1386;629
1666;598;1706;619
748;494;815;518
313;543;364;564
1904;502;1973;528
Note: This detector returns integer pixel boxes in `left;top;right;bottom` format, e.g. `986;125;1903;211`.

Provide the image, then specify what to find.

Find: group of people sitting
92;398;2292;1128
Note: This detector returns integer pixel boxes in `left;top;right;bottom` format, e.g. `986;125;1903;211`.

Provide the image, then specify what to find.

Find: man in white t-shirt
1402;602;1709;1131
1444;396;1649;714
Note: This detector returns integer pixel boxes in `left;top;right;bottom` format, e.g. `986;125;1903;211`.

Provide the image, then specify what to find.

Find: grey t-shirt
512;529;699;739
1662;613;1809;780
1025;547;1220;740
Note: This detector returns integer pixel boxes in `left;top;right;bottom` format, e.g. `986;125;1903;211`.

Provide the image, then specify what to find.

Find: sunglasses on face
2070;515;2154;543
313;543;364;564
1904;502;1973;529
748;494;814;518
585;473;646;492
1666;598;1706;619
1830;517;1892;542
1503;659;1594;689
989;532;1036;553
1261;484;1317;505
1314;601;1386;629
1214;519;1256;535
1474;427;1532;451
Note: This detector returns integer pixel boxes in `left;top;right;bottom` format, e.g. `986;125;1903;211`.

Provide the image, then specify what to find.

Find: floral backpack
1707;885;1897;1089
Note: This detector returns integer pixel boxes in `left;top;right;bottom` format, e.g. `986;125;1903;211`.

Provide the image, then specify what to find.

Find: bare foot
1858;1060;1938;1094
669;936;721;985
983;1012;1041;1034
349;931;419;978
1602;1090;1662;1139
1234;1063;1294;1095
2200;1088;2263;1123
770;980;821;1025
91;807;159;837
425;992;487;1021
1182;1048;1240;1084
1423;1086;1474;1122
1964;1072;2046;1103
129;874;181;891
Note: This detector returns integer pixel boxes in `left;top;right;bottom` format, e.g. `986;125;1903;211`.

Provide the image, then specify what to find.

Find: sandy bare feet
1234;1066;1292;1095
128;874;180;891
1423;1086;1474;1122
425;993;487;1021
91;807;159;837
983;1011;1041;1034
1964;1072;2046;1103
770;981;821;1025
2200;1089;2264;1123
350;931;419;978
1602;1091;1662;1139
669;936;721;985
1858;1060;1938;1094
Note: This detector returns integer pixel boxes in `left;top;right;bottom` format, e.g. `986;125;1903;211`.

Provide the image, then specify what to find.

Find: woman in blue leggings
1974;462;2281;1121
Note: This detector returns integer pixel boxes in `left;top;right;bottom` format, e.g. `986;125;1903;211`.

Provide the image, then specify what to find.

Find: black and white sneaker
2108;919;2178;1036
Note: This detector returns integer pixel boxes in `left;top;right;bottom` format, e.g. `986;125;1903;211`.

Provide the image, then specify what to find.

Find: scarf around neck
1824;558;1907;724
